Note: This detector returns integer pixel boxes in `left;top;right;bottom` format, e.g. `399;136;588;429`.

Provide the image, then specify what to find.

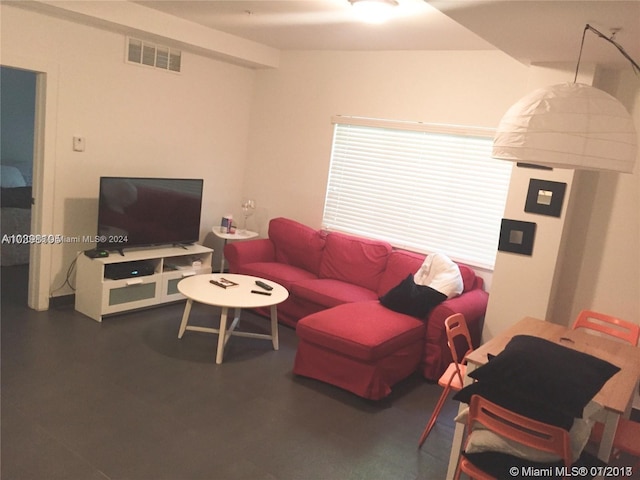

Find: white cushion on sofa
413;252;463;298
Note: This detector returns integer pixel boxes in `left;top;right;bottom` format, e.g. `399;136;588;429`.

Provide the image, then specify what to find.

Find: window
322;117;513;269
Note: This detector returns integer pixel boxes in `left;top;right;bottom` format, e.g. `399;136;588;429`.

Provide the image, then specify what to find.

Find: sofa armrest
421;287;489;381
224;239;276;273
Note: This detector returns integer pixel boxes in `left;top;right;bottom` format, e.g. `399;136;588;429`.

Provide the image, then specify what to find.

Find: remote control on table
255;280;273;291
251;290;272;296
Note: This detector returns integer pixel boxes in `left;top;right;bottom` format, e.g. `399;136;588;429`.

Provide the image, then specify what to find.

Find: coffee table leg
270;305;279;350
224;309;242;347
216;306;229;364
178;299;193;339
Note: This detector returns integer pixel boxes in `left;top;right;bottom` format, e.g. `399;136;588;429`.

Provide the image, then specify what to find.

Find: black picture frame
525;179;567;217
498;219;536;256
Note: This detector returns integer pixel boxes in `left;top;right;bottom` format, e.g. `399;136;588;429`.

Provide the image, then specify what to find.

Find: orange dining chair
454;395;573;480
589;419;640;469
418;313;473;448
572;309;640;467
572;310;640;346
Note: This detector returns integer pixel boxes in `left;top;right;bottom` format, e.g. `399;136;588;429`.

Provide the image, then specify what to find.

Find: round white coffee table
177;273;289;364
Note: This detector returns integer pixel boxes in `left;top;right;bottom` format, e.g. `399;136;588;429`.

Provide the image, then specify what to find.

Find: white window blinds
322;117;513;269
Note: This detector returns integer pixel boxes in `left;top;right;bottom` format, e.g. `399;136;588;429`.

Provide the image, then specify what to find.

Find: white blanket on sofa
413;252;463;298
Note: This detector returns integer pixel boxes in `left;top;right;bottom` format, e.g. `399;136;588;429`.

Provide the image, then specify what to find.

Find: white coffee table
211;226;259;273
177;273;289;364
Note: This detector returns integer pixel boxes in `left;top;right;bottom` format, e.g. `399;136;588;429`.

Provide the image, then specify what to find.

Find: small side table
211;226;258;273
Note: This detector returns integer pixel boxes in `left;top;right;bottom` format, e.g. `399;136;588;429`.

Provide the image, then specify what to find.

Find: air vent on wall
127;38;181;73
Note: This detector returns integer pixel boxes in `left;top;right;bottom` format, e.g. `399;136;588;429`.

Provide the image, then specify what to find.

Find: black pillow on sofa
379;274;446;318
467;335;620;419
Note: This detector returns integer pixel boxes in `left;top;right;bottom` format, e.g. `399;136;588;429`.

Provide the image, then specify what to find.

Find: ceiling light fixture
492;24;639;173
349;0;398;24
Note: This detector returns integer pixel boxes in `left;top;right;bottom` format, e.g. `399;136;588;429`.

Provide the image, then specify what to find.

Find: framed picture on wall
498;219;536;256
525;179;567;217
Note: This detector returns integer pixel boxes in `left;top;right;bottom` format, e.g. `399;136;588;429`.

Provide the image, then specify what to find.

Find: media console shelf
75;244;213;322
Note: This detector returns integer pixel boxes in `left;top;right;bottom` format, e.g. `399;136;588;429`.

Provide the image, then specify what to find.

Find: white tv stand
75;244;213;322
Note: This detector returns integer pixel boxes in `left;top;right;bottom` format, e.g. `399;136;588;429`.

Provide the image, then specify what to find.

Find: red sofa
225;217;488;399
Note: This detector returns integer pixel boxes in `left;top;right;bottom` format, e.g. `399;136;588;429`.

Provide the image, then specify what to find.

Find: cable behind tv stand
75;244;213;322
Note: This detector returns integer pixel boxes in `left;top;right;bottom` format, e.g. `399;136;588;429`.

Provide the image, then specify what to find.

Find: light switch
73;136;85;152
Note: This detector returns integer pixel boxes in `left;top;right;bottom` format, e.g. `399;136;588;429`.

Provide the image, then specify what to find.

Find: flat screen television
97;177;204;251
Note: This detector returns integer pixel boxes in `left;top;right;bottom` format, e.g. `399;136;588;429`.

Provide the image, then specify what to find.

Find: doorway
1;56;58;312
1;67;36;283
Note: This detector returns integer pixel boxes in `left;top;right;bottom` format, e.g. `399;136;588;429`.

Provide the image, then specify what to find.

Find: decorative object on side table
240;199;256;233
524;179;567;217
498;219;536;256
221;214;234;234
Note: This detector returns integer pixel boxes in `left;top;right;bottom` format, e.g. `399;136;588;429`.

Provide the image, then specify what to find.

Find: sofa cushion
457;264;477;293
238;262;317;290
291;279;379;309
296;301;425;362
413;253;463;299
379;274;447;318
269;217;326;275
319;232;391;291
378;250;477;296
377;250;425;297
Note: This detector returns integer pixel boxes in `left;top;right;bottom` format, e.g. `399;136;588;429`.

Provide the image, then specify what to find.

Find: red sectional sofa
224;217;489;399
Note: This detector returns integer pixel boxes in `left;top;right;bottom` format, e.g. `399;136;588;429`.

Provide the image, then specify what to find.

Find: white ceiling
135;0;640;68
135;0;496;52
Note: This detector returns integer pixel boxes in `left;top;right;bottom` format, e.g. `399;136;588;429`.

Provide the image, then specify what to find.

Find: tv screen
97;177;204;251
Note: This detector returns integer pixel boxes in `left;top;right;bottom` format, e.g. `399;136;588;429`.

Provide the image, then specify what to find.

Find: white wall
551;70;640;326
1;5;256;294
244;50;529;236
482;65;581;339
246;51;640;330
480;64;640;337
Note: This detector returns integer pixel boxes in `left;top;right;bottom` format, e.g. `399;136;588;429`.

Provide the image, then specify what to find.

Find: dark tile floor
1;265;456;480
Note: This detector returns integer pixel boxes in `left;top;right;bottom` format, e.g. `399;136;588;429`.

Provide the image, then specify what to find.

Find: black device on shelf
84;248;109;259
96;177;204;252
104;260;156;280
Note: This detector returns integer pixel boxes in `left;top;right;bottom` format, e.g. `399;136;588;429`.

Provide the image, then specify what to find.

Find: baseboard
50;294;75;308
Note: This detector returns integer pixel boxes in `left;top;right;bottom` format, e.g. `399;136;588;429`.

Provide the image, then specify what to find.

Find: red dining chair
572;310;639;346
572;310;640;467
418;313;473;448
454;395;573;480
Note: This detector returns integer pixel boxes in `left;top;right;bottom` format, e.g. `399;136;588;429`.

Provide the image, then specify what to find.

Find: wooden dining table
446;316;640;480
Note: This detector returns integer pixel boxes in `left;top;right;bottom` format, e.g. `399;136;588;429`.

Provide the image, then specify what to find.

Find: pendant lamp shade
492;82;637;173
